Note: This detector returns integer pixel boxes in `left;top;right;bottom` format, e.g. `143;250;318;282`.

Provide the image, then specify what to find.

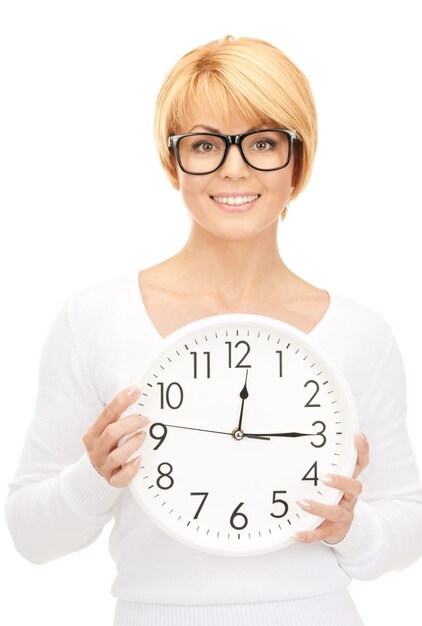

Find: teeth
212;194;259;205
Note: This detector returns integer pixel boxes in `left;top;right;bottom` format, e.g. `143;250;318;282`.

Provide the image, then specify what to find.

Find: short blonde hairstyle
154;35;318;220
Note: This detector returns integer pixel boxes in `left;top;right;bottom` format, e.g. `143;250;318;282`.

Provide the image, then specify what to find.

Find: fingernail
127;383;145;397
132;456;141;467
319;474;334;483
139;415;151;426
360;432;368;444
296;499;312;508
291;533;306;541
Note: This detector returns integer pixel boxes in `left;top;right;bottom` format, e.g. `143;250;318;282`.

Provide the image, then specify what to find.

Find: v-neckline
132;270;336;340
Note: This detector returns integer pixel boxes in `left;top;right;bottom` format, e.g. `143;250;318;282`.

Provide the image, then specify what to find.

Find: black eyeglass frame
167;128;300;175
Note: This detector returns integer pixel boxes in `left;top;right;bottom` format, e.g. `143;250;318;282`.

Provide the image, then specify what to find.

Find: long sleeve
4;296;123;564
321;331;422;579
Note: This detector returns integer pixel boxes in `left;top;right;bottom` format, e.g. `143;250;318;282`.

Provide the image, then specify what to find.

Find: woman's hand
292;432;370;544
82;384;150;488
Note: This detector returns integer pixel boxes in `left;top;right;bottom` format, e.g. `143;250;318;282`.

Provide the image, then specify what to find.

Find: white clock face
127;314;358;557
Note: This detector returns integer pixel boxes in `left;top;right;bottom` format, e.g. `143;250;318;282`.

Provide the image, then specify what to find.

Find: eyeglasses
168;128;300;175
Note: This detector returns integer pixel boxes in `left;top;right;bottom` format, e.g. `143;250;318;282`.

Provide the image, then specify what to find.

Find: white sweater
5;271;422;626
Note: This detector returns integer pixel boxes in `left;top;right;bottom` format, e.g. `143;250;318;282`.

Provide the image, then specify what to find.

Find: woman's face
171;107;296;241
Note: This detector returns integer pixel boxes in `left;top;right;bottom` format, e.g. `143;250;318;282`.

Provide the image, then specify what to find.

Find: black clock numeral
270;491;289;518
275;350;283;377
190;492;209;519
302;461;318;486
150;422;167;450
190;351;211;379
229;502;248;530
225;340;251;368
311;420;327;448
158;381;183;409
156;462;174;490
304;379;321;407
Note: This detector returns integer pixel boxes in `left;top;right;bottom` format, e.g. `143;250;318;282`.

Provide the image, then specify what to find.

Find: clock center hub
232;429;244;441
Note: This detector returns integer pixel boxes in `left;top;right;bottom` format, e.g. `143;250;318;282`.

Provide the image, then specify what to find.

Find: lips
210;193;261;206
210;193;260;199
210;192;260;197
211;195;260;212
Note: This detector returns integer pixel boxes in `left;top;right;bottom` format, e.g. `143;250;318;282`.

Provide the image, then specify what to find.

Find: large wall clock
125;313;358;557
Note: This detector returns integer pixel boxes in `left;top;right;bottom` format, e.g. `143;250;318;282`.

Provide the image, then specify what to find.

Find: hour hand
243;431;316;439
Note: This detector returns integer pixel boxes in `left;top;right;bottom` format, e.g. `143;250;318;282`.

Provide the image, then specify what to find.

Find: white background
1;1;421;624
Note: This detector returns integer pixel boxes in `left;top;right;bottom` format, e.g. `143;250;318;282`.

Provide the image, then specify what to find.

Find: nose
218;143;250;178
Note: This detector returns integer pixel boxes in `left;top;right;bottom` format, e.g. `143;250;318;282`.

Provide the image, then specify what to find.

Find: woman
5;35;422;626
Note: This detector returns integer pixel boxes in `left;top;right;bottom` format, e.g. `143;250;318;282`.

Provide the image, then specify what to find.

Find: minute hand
243;431;316;439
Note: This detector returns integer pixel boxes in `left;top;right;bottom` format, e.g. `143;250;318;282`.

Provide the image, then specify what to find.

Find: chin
202;220;275;242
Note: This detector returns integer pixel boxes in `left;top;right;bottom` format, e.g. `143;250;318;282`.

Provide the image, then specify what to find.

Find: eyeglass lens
177;131;290;173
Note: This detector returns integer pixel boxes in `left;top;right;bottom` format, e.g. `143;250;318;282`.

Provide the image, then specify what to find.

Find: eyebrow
188;124;261;134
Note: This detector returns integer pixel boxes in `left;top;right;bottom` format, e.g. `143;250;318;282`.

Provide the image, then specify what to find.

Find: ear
168;158;180;190
170;177;180;191
291;144;302;189
289;155;298;189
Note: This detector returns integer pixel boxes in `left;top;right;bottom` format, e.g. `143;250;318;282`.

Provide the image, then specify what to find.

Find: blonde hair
154;35;318;220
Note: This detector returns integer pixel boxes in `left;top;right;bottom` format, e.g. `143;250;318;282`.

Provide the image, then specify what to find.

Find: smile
211;194;260;206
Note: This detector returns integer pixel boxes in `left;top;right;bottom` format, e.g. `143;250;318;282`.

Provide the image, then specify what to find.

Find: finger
318;473;363;498
88;384;146;439
92;415;150;473
296;499;351;523
103;430;147;476
109;455;142;488
97;413;150;457
291;524;334;544
352;432;370;479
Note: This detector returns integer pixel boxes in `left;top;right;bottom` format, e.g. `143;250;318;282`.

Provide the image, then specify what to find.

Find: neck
171;221;293;306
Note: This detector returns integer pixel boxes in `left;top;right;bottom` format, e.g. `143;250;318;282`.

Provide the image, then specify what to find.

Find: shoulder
330;290;394;351
65;272;133;315
321;291;396;397
67;271;133;303
63;272;135;340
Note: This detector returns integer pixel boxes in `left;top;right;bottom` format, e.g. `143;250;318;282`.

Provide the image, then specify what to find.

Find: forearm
323;496;422;580
5;452;122;564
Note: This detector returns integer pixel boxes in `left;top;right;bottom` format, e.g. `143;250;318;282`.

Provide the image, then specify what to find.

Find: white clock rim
126;313;360;556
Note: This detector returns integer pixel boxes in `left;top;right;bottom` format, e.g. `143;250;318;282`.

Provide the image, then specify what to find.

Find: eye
252;138;277;151
191;140;218;152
